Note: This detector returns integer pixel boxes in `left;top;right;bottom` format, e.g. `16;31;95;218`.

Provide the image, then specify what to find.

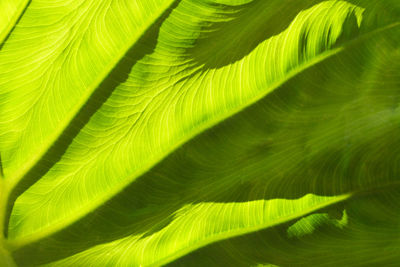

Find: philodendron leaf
0;0;399;266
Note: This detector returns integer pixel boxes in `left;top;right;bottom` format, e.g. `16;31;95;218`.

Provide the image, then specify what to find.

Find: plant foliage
0;0;399;266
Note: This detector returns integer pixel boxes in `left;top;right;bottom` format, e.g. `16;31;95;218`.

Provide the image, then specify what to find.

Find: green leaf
0;0;399;266
0;0;29;45
7;0;366;241
0;0;176;182
169;187;400;266
41;195;350;266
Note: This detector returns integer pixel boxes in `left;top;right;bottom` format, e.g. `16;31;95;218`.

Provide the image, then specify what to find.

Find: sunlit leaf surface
0;0;399;266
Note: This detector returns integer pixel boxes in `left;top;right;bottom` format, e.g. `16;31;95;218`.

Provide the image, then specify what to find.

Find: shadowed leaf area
0;0;399;266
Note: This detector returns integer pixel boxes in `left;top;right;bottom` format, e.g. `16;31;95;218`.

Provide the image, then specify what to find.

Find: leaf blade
0;0;176;186
7;0;367;244
43;194;350;267
0;0;30;46
2;0;400;266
